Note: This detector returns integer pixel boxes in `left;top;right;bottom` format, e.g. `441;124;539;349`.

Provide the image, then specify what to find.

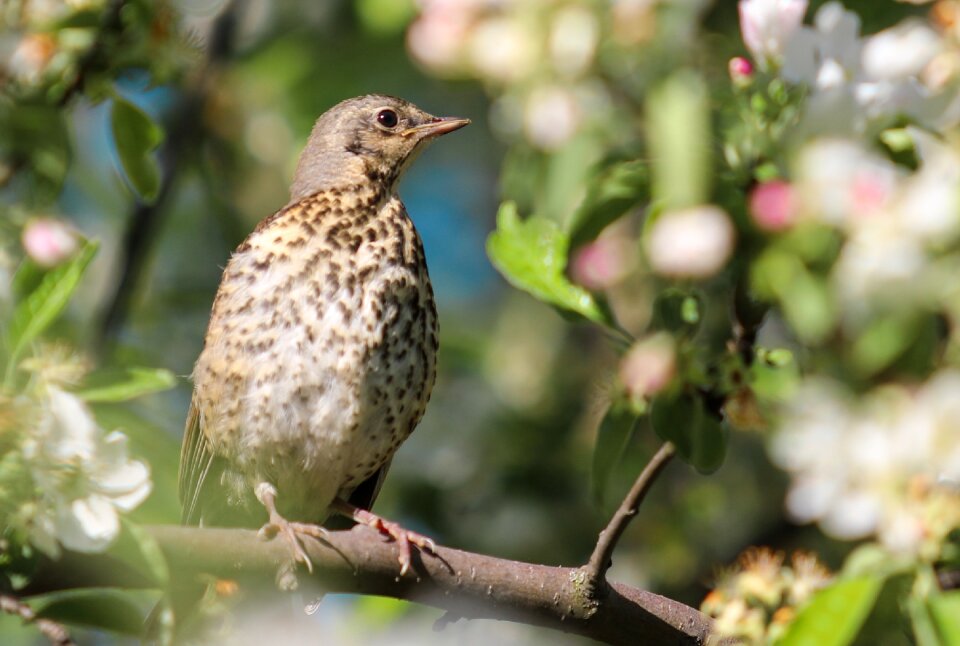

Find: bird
178;94;469;576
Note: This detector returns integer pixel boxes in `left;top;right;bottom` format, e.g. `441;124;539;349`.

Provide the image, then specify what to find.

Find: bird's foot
255;483;327;574
332;499;436;576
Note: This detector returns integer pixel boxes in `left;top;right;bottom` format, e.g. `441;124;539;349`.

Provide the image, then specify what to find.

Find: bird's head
290;95;470;203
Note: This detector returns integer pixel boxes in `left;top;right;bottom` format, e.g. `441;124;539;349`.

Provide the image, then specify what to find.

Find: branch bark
1;595;75;646
585;441;677;587
24;524;711;646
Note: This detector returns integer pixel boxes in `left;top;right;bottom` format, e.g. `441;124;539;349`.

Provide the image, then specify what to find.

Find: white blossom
549;6;599;78
24;388;151;556
468;17;536;83
781;4;950;134
523;86;581;150
738;0;809;66
770;373;960;554
795;133;960;311
645;205;735;278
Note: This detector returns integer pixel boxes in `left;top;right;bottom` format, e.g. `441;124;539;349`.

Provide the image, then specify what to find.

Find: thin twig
584;441;677;589
0;595;75;646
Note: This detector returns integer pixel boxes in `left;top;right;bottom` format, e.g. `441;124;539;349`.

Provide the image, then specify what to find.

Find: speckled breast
192;188;438;515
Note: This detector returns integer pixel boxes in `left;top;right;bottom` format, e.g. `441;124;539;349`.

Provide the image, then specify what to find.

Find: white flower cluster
770;371;960;557
0;0;105;89
794;129;960;319
740;0;956;135
407;0;606;150
23;387;151;557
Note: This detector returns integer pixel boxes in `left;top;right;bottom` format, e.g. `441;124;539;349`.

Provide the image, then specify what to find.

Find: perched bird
179;95;469;574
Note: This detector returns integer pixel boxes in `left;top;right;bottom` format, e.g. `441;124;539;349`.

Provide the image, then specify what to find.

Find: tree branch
0;594;75;646
24;524;710;646
585;442;677;587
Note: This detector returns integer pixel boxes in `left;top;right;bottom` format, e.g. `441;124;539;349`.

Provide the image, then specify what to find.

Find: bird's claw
364;516;435;576
258;517;326;574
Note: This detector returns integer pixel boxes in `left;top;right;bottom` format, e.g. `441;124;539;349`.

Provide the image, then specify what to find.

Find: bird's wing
178;399;217;525
346;458;393;512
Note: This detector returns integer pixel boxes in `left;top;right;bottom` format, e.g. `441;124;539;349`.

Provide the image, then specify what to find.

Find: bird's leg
255;482;327;574
331;498;436;576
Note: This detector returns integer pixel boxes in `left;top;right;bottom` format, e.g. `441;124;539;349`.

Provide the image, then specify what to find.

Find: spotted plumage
178;95;468;572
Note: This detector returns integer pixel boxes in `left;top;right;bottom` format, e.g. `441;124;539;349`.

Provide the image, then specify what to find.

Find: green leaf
849;314;920;377
841;544;912;579
355;0;416;35
75;366;178;402
928;591;960;644
5;241;98;367
650;392;726;474
652;289;702;338
909;595;940;646
487;202;611;326
751;249;835;344
34;589;145;636
569;160;648;249
591;400;642;504
111;97;165;202
777;576;884;646
647;71;711;210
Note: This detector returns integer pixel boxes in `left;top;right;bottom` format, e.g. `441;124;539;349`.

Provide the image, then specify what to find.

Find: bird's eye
376;109;399;129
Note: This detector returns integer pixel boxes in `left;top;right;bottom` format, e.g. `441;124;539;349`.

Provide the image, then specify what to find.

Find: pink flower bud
729;56;755;86
570;236;634;291
748;180;798;232
22;218;79;268
619;333;676;400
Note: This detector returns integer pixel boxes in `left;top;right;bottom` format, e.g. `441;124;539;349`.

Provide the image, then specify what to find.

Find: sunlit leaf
111;97;165;202
487;201;612;326
591;399;642;504
928;591;960;644
75;367;178;402
777;576;884;646
6;241;98;366
34;589;145;636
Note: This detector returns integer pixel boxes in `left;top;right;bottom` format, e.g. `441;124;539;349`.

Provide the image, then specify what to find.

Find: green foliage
4;241;98;375
487;201;613;327
777;577;884;646
110;97;165;202
928;591;960;644
650;392;726;474
33;590;146;636
591;399;641;504
75;367;178;403
652;289;703;338
568;160;648;250
647;71;711;210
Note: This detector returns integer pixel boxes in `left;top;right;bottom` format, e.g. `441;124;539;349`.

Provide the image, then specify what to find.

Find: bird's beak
402;116;471;139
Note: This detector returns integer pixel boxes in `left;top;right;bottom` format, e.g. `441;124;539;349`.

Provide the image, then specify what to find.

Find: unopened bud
22;218;79;268
729;56;754;87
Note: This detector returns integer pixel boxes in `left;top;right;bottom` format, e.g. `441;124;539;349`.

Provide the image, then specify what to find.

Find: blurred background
0;0;937;643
